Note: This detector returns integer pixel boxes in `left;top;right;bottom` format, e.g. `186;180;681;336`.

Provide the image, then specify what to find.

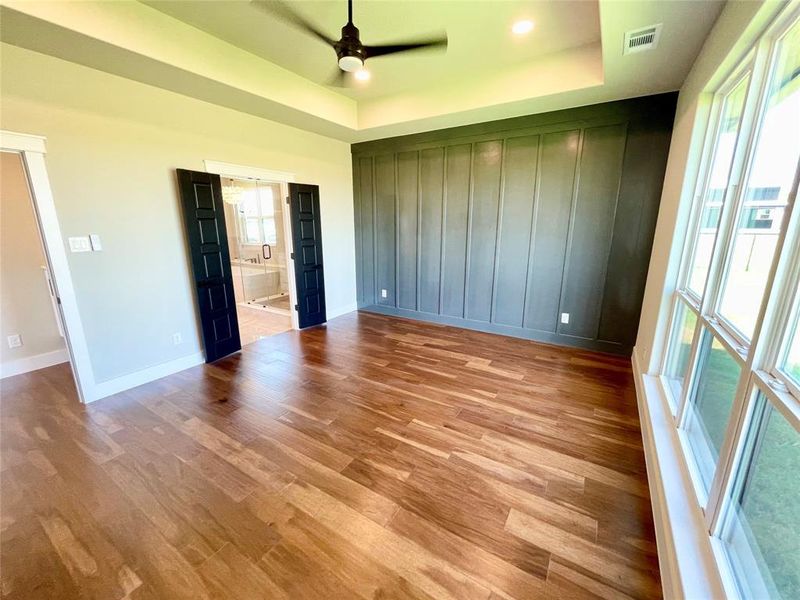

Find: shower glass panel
223;177;290;314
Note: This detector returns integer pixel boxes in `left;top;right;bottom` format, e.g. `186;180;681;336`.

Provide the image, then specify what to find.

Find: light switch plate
89;234;102;251
560;312;570;324
7;334;22;348
68;236;92;253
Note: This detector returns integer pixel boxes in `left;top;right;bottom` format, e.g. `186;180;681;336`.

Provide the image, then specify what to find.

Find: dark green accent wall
351;93;677;354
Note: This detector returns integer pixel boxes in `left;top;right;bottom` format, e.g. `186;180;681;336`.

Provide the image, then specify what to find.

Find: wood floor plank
0;311;661;599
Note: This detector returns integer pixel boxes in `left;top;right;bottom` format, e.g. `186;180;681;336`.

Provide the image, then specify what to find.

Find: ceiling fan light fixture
338;55;364;72
512;20;534;35
354;68;370;81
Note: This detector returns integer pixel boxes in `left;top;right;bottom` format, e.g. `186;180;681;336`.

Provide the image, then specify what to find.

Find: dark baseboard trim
359;304;630;356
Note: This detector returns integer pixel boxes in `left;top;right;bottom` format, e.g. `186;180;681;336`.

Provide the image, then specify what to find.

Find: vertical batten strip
521;137;545;330
462;143;476;319
556;128;587;336
371;156;378;304
593;121;630;341
438;146;448;316
489;138;509;324
394;153;400;309
416;150;422;312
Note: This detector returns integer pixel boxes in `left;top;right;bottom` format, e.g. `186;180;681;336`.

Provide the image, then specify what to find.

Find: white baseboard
631;346;725;600
0;348;69;379
86;351;205;403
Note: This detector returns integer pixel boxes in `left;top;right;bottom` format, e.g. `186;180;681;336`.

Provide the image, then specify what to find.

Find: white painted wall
0;151;67;376
635;0;785;372
0;43;357;384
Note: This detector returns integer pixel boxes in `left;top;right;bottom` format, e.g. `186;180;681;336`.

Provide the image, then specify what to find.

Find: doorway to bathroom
220;176;293;346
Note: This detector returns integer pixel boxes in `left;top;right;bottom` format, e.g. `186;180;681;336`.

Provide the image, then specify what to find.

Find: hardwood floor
0;311;661;599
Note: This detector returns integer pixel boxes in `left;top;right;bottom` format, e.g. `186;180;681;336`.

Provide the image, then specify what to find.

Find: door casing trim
204;159;299;331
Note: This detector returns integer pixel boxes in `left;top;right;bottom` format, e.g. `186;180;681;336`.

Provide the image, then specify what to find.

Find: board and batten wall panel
441;144;472;318
397;151;419;310
374;154;395;306
523;130;579;333
558;123;628;340
465;140;503;322
352;93;677;354
418;148;444;314
493;135;540;328
355;156;375;306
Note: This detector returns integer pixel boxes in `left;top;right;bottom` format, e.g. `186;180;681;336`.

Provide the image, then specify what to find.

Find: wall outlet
560;312;570;324
381;289;388;299
172;333;182;345
7;334;22;348
68;236;92;253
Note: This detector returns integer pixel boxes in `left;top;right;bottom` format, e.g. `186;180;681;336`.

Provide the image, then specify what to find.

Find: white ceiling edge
0;0;358;130
0;0;724;143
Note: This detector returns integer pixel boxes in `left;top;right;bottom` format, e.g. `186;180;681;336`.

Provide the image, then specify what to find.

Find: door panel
176;169;241;363
289;183;327;329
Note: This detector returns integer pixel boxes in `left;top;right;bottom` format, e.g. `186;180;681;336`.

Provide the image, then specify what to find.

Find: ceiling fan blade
363;36;447;59
251;0;336;47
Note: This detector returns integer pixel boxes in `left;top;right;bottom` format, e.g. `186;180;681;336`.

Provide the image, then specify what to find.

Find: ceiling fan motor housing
336;22;366;71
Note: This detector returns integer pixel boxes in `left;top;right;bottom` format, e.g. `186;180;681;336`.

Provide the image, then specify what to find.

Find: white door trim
1;130;94;402
204;159;300;330
203;160;296;184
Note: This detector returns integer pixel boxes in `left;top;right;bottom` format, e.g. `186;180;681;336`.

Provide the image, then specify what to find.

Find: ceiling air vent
623;24;662;55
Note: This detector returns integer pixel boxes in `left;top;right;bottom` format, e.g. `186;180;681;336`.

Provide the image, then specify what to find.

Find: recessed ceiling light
355;69;371;81
512;20;534;35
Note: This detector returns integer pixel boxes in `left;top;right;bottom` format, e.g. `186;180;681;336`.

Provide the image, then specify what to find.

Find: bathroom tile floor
236;304;292;345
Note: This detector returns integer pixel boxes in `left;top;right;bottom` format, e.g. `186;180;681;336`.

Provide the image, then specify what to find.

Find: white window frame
656;6;800;599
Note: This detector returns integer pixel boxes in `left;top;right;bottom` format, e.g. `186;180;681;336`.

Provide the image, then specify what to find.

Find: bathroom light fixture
354;68;371;81
512;20;534;35
222;180;243;204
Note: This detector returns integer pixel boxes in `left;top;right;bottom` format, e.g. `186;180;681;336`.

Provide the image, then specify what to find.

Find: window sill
632;346;728;599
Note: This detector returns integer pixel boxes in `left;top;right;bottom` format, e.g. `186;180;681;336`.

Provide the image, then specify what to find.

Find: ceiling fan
252;0;448;86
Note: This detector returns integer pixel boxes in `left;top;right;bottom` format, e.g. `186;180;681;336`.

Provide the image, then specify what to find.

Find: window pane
684;332;741;491
720;395;799;599
781;281;800;387
688;75;750;297
241;189;259;217
262;217;277;245
259;185;275;216
718;22;799;338
664;300;698;404
244;218;260;243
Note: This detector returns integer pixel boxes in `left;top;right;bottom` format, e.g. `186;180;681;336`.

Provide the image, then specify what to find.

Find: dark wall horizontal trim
352;93;679;156
359;304;629;356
